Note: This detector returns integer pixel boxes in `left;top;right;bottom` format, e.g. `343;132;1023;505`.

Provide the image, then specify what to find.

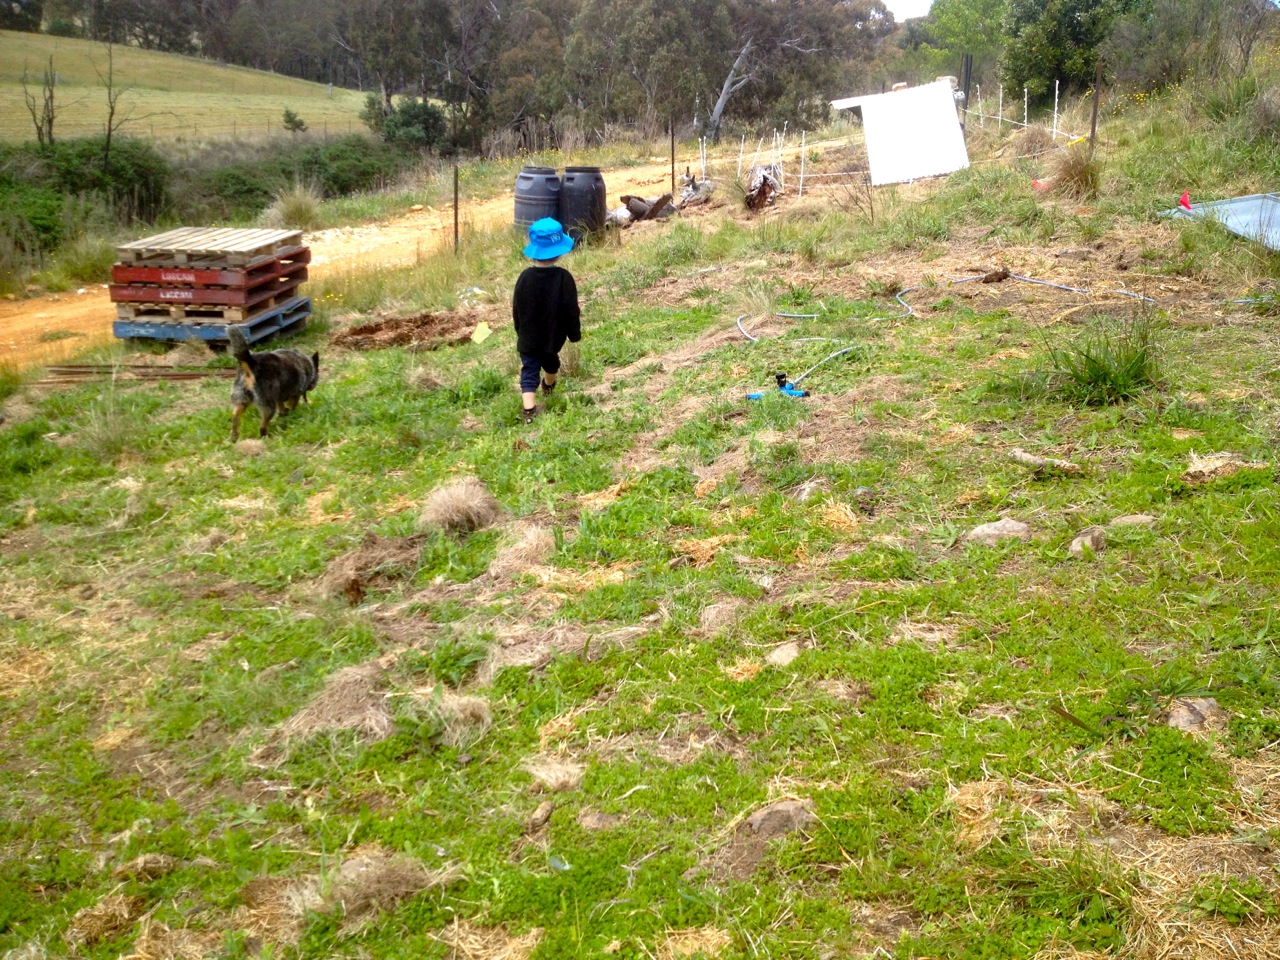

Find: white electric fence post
998;86;1003;131
1052;79;1060;139
737;135;745;179
799;131;806;197
1024;86;1028;128
977;84;983;128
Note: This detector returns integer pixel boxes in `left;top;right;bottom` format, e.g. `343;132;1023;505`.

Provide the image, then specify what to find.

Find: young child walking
512;217;581;423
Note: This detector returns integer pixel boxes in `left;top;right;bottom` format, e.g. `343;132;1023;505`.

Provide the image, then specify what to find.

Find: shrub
1046;311;1162;405
41;137;171;221
0;183;64;250
381;99;448;151
183;136;413;220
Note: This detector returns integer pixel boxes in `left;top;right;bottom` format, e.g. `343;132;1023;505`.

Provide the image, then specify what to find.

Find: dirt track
0;148;784;370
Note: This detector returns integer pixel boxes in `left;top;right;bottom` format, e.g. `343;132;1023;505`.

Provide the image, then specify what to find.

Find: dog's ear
312;352;320;371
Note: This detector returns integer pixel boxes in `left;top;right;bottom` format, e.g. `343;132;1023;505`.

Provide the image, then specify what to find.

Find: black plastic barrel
558;166;607;241
514;166;561;231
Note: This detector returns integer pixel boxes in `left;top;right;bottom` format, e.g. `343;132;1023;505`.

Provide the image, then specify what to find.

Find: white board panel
853;81;969;186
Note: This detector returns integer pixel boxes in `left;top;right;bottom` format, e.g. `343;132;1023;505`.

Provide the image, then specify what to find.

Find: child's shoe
540;378;557;395
521;405;539;424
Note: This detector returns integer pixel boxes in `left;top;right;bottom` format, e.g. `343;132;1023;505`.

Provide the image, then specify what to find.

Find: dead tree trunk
706;40;754;145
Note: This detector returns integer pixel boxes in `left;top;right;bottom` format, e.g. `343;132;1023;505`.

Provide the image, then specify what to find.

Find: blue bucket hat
523;217;574;260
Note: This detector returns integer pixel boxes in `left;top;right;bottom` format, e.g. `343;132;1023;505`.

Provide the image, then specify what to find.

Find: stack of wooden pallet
111;228;312;345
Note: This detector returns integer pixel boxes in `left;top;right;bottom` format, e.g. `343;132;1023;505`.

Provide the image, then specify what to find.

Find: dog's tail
226;325;252;365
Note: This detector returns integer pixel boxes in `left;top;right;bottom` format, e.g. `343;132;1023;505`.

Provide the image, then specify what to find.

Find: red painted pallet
114;289;304;324
110;247;310;287
110;263;308;307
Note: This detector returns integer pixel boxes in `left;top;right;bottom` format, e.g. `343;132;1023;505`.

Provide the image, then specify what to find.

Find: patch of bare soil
480;623;646;683
330;307;491;352
321;534;425;605
683;799;816;884
797;394;873;464
848;902;924;956
698;597;747;635
593;714;753;768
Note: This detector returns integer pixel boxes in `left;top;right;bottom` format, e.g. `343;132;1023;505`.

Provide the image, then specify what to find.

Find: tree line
8;0;1270;148
888;0;1277;105
3;0;898;147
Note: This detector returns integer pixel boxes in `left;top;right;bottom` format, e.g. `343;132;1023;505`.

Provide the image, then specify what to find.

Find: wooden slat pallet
110;268;307;307
115;228;305;266
113;297;311;345
115;288;304;324
111;247;310;287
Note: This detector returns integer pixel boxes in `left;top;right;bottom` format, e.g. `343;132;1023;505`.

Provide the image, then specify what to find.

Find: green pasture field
0;30;365;143
3;80;1280;959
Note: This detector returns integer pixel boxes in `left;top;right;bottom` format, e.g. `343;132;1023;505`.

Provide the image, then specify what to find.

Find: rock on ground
766;642;801;667
1069;526;1106;558
1166;697;1229;732
964;518;1031;545
1110;514;1156;527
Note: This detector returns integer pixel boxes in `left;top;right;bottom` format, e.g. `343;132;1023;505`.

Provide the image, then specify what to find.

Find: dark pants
519;352;560;393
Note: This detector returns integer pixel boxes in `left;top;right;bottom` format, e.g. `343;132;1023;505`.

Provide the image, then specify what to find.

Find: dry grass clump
522;756;585;793
233;876;306;946
1181;451;1269;484
321;533;425;604
233;438;267;458
1047;143;1101;199
433;921;543;960
420;477;503;534
412;689;493;748
658;927;734;960
277;659;393;743
488;523;555;579
120;919;222;960
559;341;582;377
405;364;445;393
262;181;324;231
324;850;463;928
1249;85;1280;141
1013;123;1055;157
65;894;146;947
673;534;739;567
113;853;177;881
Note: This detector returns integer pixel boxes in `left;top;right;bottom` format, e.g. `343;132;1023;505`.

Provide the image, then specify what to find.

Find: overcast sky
884;0;933;20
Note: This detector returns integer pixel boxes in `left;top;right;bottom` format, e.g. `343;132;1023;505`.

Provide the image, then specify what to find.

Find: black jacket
512;265;581;355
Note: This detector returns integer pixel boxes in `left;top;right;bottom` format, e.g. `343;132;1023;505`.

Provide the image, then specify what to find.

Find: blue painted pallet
113;296;311;345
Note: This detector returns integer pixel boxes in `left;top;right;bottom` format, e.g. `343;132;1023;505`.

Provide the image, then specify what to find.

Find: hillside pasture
5;77;1280;959
0;30;365;143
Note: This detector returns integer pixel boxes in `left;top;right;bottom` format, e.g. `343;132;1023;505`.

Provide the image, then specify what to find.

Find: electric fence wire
737;271;1161;392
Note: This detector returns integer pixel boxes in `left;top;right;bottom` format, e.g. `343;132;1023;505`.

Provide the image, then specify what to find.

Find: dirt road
1;139;835;371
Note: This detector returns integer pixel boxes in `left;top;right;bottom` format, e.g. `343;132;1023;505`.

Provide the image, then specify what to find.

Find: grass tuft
263;180;325;231
1046;311;1163;405
419;477;503;534
1047;143;1101;199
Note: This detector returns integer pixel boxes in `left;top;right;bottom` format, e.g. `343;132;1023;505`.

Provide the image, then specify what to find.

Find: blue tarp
1163;192;1280;251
